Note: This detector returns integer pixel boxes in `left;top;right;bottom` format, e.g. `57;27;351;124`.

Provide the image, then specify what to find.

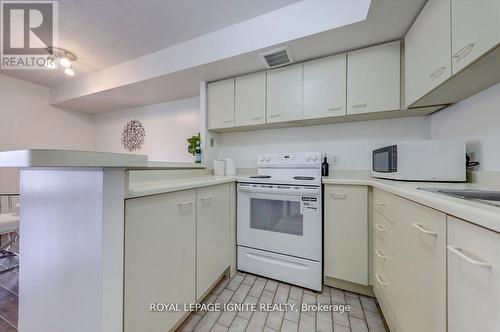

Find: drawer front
373;232;395;281
373;189;398;223
373;210;395;253
373;267;395;332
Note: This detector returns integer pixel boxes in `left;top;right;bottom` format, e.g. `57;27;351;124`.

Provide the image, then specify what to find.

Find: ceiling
0;0;300;87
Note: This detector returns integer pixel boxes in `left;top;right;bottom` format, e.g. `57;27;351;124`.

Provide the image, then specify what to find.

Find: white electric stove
236;152;322;291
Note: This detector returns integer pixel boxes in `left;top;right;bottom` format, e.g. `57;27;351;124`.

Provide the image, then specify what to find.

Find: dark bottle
321;155;329;177
195;141;202;163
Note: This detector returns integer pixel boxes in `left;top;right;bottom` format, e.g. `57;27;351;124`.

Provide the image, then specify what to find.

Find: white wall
430;82;500;171
0;73;95;192
218;116;430;169
94;97;200;162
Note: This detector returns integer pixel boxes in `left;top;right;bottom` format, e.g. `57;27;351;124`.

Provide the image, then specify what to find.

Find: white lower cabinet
393;196;446;332
324;185;368;285
124;183;232;332
124;190;197;332
196;183;230;299
448;216;500;332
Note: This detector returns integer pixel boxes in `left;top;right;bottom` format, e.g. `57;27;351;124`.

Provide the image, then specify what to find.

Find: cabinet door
324;185;368;285
235;72;266;126
405;0;451;107
207;78;235;129
196;183;230;299
347;41;400;114
394;197;446;332
448;216;500;332
124;190;196;332
451;0;500;74
266;64;303;123
303;54;346;119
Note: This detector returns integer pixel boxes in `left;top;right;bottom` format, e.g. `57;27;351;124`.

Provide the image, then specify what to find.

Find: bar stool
0;212;19;273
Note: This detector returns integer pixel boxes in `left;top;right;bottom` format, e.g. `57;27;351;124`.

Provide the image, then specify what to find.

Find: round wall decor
121;120;146;152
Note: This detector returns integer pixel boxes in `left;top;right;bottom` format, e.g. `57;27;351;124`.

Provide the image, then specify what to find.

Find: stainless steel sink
418;188;500;207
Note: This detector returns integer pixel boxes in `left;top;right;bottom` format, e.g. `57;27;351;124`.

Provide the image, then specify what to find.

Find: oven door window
250;198;303;236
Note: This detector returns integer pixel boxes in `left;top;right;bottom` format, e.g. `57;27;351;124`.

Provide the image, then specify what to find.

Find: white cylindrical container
213;160;226;176
225;158;236;176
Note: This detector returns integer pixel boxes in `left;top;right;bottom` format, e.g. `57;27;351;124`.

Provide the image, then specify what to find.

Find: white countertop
323;172;500;233
127;175;236;198
0;149;204;169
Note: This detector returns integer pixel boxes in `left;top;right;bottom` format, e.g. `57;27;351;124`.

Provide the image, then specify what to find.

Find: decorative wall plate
121;120;146;152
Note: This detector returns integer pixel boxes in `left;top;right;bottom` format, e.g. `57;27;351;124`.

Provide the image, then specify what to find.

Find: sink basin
418;188;500;207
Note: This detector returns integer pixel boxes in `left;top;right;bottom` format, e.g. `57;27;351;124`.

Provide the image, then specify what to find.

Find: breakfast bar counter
0;149;210;332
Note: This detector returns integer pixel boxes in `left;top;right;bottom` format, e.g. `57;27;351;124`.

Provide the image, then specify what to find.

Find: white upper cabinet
451;0;500;74
405;0;451;107
266;64;303;123
235;72;266;127
347;41;401;115
207;78;235;130
303;54;347;119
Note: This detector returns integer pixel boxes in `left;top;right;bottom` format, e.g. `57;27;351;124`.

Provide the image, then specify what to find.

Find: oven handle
238;185;320;196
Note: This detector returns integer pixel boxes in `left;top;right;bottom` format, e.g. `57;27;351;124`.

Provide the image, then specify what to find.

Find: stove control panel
257;152;321;167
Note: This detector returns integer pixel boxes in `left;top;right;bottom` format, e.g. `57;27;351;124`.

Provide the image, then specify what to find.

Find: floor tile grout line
0;281;18;297
0;312;17;330
227;274;257;329
358;294;370;332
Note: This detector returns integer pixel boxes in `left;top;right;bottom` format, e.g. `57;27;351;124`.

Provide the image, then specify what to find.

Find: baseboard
324;276;374;297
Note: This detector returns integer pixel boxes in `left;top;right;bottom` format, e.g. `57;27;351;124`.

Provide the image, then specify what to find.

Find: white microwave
371;140;466;181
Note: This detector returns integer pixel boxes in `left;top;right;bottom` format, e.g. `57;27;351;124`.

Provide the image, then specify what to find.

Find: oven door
237;183;321;261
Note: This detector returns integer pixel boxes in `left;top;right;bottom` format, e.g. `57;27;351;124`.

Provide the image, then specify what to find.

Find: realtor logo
1;1;58;69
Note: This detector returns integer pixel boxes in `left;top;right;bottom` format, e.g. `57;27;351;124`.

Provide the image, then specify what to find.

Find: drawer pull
223;120;233;124
447;246;493;268
269;114;281;118
374;224;387;232
252;116;263;121
412;223;437;236
352;103;367;108
374;273;387;286
200;196;213;201
430;66;446;79
328;106;342;112
453;43;475;60
374;199;386;206
330;193;347;200
178;200;194;210
374;249;387;260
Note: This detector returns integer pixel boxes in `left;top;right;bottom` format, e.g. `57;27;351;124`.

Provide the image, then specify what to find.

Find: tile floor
0;235;19;332
177;272;388;332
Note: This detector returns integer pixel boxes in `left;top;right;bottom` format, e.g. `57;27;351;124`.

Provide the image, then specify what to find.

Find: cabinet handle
328;106;342;112
223;120;233;124
429;66;446;79
411;223;437;236
178;200;194;209
374;199;386;206
200;196;213;201
447;245;493;268
352;103;367;108
374;249;387;260
269;114;281;118
374;273;387;286
453;43;475;60
252;116;263;120
374;224;387;232
330;193;347;200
